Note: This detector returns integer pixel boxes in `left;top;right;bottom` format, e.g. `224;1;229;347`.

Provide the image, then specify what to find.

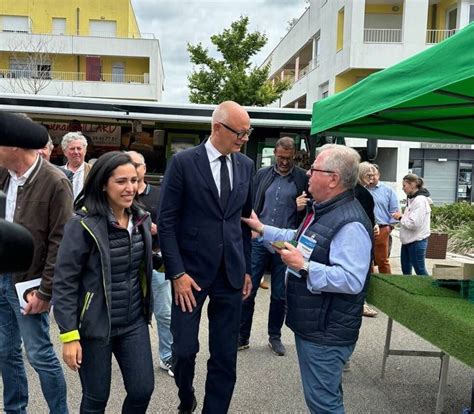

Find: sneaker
159;358;174;377
237;337;249;351
362;304;378;317
268;338;286;356
260;280;269;289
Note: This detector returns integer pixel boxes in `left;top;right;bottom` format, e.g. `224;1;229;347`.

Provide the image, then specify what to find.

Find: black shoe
178;395;197;414
268;338;286;356
237;337;250;351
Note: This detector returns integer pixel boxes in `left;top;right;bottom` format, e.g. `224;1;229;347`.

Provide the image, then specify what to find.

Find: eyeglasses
364;173;376;178
276;156;294;162
309;167;335;175
219;122;253;139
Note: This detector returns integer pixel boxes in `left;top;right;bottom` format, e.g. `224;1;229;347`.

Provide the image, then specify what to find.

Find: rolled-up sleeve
307;222;371;295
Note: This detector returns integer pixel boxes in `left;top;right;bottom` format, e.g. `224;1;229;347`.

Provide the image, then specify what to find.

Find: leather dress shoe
178;395;197;414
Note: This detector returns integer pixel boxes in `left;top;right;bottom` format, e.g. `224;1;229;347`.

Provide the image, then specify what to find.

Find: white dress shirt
6;155;40;222
64;162;85;199
204;139;233;195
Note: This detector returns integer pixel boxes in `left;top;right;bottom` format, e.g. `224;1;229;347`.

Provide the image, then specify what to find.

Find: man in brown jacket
0;139;73;413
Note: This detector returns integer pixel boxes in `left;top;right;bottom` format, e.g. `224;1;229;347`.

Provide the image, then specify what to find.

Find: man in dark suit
158;101;254;414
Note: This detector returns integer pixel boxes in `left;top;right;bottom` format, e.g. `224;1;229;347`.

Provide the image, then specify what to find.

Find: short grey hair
316;144;361;189
358;161;377;183
61;131;88;152
124;150;145;164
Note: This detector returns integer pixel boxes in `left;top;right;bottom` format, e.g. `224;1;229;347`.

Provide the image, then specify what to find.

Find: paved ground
1;231;473;413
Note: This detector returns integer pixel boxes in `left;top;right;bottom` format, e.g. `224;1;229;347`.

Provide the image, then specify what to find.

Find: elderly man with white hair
61;131;91;198
243;144;373;414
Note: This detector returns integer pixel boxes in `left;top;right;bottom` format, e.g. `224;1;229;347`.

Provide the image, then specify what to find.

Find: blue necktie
219;155;230;210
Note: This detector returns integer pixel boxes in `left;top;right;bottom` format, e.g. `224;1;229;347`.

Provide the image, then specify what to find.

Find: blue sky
132;0;307;103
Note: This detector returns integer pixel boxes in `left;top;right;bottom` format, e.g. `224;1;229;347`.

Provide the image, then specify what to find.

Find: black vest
108;220;145;327
286;190;373;346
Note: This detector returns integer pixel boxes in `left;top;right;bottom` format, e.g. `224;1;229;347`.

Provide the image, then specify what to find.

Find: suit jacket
158;142;253;290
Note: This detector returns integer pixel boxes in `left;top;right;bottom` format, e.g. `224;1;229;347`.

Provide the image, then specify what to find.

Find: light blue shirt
263;221;372;295
367;182;399;225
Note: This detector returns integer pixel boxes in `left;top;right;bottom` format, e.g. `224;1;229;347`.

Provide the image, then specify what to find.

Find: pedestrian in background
392;174;432;275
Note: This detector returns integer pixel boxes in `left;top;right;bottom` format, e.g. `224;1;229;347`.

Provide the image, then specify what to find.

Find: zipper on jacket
79;292;94;327
81;221;111;340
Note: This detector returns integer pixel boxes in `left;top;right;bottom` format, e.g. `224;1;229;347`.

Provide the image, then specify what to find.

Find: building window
470;5;474;23
89;20;117;37
409;159;423;178
1;15;30;33
336;8;345;51
319;81;329;99
446;7;457;30
52;18;66;35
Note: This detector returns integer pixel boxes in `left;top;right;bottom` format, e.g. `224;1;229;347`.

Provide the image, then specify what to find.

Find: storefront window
409;159;423;177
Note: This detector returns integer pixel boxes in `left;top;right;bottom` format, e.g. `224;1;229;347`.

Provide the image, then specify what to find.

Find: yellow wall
335;69;379;93
365;4;403;14
0;0;140;37
336;7;344;51
436;0;458;29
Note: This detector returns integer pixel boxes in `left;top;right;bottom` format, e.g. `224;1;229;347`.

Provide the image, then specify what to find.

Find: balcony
426;29;457;44
0;68;156;100
364;28;402;43
0;69;148;83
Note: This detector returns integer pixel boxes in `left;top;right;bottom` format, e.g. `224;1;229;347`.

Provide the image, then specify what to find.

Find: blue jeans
240;239;287;340
0;274;68;414
79;318;154;413
401;238;429;275
151;270;173;361
295;335;355;414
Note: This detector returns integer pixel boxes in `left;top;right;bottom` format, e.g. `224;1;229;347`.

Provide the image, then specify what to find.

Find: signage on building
421;143;472;150
47;123;121;148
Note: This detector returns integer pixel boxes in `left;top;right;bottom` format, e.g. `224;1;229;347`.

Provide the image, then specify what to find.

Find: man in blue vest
243;144;373;413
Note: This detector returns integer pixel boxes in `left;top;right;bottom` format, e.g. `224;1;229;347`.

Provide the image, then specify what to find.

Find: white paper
15;278;41;309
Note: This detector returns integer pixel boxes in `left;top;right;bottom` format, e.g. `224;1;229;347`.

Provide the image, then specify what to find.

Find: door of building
86;56;101;81
423;160;457;205
112;62;125;83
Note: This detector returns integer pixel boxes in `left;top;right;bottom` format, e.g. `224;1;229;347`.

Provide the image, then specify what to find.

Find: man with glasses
239;136;308;356
362;162;400;274
242;144;373;413
158;101;254;413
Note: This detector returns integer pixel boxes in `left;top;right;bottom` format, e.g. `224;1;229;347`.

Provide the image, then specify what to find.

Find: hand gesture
241;210;264;235
277;242;305;270
173;274;202;313
296;191;309;212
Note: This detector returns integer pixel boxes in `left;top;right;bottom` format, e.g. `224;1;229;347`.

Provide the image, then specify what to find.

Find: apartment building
0;0;164;101
263;0;474;204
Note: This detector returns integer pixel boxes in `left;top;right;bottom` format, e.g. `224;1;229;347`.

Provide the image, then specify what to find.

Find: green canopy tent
311;23;474;144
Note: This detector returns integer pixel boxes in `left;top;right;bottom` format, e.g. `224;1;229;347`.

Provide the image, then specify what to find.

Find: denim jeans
401;238;429;275
151;270;173;361
78;318;154;413
0;274;68;414
295;335;355;414
240;238;287;341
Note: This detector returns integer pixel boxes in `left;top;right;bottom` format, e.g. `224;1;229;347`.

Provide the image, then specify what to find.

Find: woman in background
392;174;432;275
53;151;154;413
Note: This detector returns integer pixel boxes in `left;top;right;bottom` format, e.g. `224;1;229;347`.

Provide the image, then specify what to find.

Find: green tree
187;16;291;106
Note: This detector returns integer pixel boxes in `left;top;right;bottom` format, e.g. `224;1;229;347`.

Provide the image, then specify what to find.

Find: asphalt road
1;232;472;413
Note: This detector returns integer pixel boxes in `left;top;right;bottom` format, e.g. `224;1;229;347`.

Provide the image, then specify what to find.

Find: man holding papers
243;144;373;414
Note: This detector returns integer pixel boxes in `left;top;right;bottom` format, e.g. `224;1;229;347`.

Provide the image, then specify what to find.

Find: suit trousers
171;268;243;413
373;225;392;274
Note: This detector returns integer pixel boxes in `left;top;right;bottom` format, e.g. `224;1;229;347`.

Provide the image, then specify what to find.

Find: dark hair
403;173;424;189
275;136;295;151
75;151;138;216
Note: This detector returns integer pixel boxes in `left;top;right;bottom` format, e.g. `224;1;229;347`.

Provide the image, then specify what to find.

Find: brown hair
403;173;424;189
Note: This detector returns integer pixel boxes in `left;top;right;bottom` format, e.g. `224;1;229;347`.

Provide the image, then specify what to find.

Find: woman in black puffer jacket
53;151;154;414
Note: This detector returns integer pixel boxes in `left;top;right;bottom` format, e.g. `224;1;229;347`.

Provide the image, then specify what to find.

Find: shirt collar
273;164;295;177
8;154;40;182
64;161;85;173
205;138;231;163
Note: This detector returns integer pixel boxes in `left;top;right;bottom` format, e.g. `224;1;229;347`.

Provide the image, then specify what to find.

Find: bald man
158;101;254;413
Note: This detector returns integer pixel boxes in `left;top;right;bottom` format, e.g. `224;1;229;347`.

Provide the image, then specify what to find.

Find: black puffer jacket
53;206;153;344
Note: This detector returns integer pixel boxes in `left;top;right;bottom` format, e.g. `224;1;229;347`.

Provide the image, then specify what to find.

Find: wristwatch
298;262;309;278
